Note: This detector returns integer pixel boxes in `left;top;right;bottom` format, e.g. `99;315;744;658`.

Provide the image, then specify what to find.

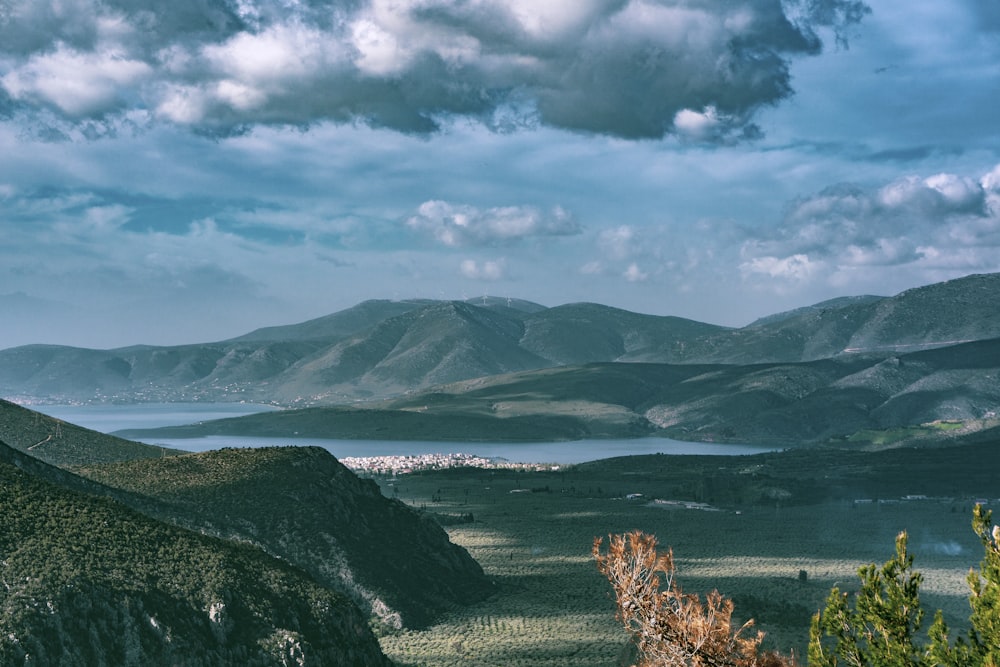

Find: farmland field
373;447;998;666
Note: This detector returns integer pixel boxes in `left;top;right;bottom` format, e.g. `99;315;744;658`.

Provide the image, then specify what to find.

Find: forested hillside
0;440;390;666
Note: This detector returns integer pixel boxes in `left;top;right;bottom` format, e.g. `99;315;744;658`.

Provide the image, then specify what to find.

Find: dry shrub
594;531;795;667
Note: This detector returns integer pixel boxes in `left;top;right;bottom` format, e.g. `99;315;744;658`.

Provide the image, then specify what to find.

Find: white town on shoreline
341;452;560;476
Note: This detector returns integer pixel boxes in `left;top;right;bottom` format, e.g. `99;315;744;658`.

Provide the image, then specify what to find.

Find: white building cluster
341;452;558;475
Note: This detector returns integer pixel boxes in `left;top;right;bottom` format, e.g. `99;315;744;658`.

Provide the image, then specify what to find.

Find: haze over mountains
4;273;1000;413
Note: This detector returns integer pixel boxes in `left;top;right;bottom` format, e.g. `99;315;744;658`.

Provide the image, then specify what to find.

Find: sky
1;0;999;350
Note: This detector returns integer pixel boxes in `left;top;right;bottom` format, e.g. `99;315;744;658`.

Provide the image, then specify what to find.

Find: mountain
3;273;1000;406
0;297;723;405
519;302;729;364
267;301;552;402
0;397;175;467
680;273;1000;363
229;298;438;342
78;446;496;629
0;399;495;629
0;439;390;666
125;337;1000;446
746;295;884;328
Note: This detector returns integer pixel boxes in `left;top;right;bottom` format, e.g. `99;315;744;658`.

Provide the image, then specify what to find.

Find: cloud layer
739;166;1000;287
0;0;869;139
407;200;579;246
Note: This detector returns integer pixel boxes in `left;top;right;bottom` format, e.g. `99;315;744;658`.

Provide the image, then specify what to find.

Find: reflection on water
31;403;779;465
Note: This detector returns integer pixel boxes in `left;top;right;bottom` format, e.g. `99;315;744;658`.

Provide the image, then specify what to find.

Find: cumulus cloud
459;258;506;281
597;225;641;261
0;0;870;139
589;222;701;282
406;200;579;246
740;165;1000;286
623;262;649;282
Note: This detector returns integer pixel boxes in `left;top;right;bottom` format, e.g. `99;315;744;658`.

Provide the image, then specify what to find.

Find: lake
33;403;780;464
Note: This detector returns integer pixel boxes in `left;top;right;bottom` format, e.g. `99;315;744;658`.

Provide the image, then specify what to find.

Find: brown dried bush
594;530;795;667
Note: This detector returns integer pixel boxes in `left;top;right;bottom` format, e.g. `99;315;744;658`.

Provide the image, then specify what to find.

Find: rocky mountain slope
0;399;496;629
3;273;1000;406
0;439;390;667
79;446;496;629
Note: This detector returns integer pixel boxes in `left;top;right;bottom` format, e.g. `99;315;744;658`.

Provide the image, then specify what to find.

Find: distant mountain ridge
124;336;1000;447
3;273;1000;406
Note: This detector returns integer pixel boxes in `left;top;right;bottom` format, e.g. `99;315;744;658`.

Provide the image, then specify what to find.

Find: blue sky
1;0;999;349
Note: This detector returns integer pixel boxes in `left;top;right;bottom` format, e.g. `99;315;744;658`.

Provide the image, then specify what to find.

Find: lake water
33;403;779;464
34;402;283;434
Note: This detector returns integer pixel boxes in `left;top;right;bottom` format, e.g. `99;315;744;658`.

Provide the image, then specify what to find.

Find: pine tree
964;505;1000;667
807;532;926;667
808;505;1000;667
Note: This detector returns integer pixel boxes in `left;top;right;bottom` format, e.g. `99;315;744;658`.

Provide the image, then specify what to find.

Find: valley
2;273;1000;665
373;442;1000;665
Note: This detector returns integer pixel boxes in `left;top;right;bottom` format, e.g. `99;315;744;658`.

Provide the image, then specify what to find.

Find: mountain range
120;336;1000;447
4;272;1000;445
4;274;1000;661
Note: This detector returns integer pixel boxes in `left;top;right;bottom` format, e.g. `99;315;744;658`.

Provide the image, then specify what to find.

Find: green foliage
0;398;173;468
78;446;495;629
0;456;390;666
808;506;1000;667
845;422;966;447
965;504;1000;667
808;533;926;667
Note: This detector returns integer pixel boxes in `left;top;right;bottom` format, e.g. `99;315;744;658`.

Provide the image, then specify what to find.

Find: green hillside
0;398;176;467
78;446;497;629
0;440;389;666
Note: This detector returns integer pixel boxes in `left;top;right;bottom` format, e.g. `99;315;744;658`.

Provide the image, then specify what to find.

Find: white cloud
623;262;648;282
739;164;1000;292
0;0;870;138
740;253;821;281
2;45;151;117
597;225;638;261
459;258;506;280
407;200;579;246
923;172;983;209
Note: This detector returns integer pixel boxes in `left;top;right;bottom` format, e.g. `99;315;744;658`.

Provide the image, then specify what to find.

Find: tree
807;532;930;667
597;507;1000;667
808;505;1000;667
963;504;1000;667
594;530;794;667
